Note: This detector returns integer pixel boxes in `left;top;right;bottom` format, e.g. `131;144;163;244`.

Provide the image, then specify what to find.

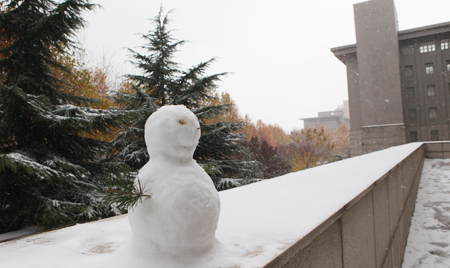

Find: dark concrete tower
354;0;404;127
334;0;407;156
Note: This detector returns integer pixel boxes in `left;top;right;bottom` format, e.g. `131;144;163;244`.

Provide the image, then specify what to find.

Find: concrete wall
425;142;450;159
351;125;407;156
263;143;447;268
345;53;361;131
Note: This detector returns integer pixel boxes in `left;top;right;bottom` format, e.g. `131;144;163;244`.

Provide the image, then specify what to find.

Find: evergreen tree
112;8;260;184
0;0;134;233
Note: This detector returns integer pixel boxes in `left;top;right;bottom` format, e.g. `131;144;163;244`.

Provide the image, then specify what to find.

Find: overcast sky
78;0;450;132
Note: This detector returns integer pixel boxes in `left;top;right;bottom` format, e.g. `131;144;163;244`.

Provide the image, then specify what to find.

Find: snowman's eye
179;119;186;125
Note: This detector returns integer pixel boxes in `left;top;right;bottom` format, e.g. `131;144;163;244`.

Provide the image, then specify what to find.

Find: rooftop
402;158;450;267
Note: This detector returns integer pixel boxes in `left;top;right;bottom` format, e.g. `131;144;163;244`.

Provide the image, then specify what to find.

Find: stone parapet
264;143;432;268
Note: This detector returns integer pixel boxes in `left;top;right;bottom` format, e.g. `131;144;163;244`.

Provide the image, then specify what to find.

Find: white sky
78;0;450;133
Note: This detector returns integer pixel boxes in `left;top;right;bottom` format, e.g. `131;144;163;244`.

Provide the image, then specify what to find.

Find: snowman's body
128;105;220;255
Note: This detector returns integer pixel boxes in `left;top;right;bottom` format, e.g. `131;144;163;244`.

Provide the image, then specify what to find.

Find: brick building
332;0;450;156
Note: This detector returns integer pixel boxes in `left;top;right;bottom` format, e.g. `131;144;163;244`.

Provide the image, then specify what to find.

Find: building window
425;63;434;74
409;109;417;120
431;130;439;141
410;131;418;142
401;45;415;55
407;87;415;98
441;39;449;50
447;60;450;71
420;42;436;53
427;85;436;96
405;65;413;77
429;107;437;119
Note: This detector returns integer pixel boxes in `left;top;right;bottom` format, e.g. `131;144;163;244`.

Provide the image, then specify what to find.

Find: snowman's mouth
177;140;198;148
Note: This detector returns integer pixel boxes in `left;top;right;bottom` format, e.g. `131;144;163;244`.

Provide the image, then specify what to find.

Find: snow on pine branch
1;152;67;180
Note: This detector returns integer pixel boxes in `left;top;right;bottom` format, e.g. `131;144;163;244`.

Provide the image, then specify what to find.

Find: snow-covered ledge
1;142;433;268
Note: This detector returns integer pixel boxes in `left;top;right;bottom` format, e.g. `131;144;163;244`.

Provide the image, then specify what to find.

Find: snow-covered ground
0;143;426;267
0;227;44;243
402;158;450;268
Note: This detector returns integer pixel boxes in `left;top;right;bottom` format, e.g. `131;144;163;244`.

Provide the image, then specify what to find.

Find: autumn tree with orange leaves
287;126;337;172
243;117;292;177
330;123;350;158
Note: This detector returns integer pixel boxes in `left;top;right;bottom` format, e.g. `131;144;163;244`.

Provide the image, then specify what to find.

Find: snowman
128;105;220;256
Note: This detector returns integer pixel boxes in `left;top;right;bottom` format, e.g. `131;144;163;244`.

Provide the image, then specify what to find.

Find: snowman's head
144;105;201;161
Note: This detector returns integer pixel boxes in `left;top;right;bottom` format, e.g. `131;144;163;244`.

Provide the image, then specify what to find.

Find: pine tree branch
103;179;151;211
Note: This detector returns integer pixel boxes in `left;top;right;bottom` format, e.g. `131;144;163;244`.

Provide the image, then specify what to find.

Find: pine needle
103;179;151;211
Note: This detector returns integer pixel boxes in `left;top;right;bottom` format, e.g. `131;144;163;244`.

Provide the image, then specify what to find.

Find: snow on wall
0;143;423;268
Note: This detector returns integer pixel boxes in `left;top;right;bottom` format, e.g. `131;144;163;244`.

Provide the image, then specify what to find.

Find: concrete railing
264;143;437;268
425;142;450;159
4;142;450;268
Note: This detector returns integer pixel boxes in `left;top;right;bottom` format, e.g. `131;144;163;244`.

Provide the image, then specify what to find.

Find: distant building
301;101;350;130
331;0;450;156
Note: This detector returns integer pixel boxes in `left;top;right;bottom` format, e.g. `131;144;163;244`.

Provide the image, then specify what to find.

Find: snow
0;142;424;267
0;227;44;243
402;158;450;268
5;152;63;179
